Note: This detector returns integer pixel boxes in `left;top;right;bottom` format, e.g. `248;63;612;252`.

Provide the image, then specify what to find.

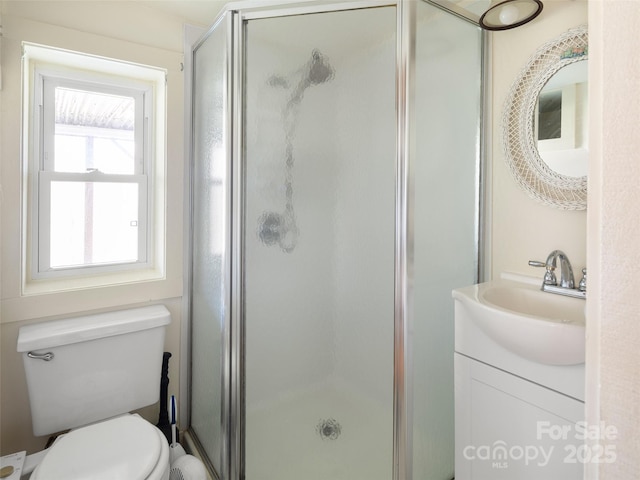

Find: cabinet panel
455;354;585;480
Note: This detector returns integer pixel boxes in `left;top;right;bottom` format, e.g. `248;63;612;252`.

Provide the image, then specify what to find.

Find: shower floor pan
245;381;392;480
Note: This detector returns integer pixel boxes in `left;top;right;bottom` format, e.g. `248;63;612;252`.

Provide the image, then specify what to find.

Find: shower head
285;49;335;109
308;49;334;85
267;50;334;90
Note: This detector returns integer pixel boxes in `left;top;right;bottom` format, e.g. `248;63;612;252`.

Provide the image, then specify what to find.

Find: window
23;44;166;286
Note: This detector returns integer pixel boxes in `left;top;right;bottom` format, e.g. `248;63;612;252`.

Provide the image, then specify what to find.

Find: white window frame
23;43;166;289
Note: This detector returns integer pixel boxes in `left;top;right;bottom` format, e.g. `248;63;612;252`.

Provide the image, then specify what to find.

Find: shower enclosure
187;1;483;479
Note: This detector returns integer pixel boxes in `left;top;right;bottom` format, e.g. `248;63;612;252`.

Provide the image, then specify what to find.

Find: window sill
2;272;182;324
23;267;165;296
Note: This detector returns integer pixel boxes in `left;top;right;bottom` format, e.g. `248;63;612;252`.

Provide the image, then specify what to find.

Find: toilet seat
31;414;169;480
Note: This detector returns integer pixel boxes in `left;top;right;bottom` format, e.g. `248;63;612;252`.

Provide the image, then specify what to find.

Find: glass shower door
190;3;483;480
190;14;230;478
242;7;397;480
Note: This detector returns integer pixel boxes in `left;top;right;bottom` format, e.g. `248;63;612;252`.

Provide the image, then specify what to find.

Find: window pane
54;87;136;174
50;181;139;268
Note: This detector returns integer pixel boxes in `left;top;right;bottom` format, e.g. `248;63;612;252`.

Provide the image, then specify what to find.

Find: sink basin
452;279;585;365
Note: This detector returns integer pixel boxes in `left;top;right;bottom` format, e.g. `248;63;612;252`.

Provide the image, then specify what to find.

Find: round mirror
503;25;588;210
536;61;588;178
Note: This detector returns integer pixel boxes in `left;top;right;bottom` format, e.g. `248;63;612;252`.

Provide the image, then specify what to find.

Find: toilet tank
17;305;171;436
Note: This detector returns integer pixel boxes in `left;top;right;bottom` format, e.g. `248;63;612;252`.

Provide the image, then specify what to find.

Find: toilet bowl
16;305;172;479
29;415;169;480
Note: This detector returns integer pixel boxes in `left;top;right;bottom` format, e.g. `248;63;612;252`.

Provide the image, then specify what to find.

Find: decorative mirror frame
503;25;588;210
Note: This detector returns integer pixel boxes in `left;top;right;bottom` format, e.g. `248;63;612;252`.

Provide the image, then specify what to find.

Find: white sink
452;279;585;365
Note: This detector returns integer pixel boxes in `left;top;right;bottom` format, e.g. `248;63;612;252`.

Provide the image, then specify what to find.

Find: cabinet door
455;354;585;480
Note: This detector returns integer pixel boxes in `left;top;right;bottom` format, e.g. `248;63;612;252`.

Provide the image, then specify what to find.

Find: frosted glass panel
412;3;482;479
190;17;228;475
243;7;397;480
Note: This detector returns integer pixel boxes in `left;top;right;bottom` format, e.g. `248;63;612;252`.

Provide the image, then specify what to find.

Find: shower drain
316;418;342;440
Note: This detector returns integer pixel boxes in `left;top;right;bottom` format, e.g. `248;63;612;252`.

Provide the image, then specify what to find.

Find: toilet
16;305;172;480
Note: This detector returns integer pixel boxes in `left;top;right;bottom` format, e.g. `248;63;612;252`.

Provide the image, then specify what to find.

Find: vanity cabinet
452;278;587;480
455;353;584;479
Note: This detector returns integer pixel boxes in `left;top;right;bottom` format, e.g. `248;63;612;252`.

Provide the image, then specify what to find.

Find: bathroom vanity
453;277;585;479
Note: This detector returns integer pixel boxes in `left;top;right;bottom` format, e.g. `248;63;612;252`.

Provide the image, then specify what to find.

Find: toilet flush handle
27;351;54;361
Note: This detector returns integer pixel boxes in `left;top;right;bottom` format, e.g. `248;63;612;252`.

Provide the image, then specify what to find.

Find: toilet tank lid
17;305;171;352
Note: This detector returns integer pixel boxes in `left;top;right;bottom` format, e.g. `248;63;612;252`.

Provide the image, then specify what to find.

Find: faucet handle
528;260;545;268
528;260;557;285
578;268;587;292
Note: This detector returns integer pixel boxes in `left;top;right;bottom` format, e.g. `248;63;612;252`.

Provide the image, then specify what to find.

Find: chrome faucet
529;250;586;299
544;250;575;288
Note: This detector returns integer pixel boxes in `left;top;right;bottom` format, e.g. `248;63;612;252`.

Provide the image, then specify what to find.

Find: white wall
489;0;588;279
0;0;209;455
587;1;640;478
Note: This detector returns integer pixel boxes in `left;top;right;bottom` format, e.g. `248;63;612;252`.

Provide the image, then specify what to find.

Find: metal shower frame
184;1;488;479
